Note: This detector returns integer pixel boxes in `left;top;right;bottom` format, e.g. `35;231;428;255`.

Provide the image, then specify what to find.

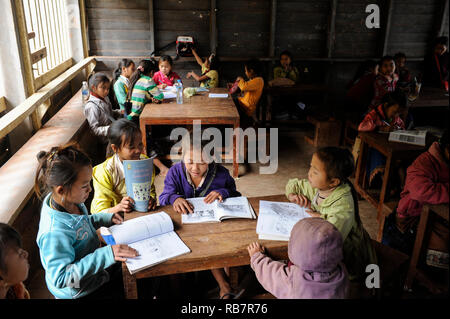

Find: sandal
220;288;245;299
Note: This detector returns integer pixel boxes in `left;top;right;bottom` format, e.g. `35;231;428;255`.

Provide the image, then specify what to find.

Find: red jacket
358;104;405;132
397;142;449;218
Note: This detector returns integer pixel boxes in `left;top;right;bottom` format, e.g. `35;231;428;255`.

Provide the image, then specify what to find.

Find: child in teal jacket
35;144;138;299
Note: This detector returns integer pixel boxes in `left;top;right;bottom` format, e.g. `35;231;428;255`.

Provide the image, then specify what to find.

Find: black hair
315;147;362;225
279;50;293;64
34;143;92;199
208;54;220;72
439;129;449;149
107;118;141;150
0;223;22;276
434;36;448;47
381;89;408;109
393;52;407;60
87;72;110;92
159;55;173;66
127;59;159;100
244;59;263;77
379;55;395;66
113;58;135;80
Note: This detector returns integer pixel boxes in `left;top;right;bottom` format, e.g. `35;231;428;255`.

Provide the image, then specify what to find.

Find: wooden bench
305;115;342;147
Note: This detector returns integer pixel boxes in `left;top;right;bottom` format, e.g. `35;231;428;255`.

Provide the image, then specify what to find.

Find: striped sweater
128;75;164;120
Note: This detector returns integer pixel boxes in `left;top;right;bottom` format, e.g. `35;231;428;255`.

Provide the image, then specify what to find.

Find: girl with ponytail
113;58;135;115
285;147;377;282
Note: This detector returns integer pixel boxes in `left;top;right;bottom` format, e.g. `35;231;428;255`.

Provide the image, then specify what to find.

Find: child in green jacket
286;147;377;281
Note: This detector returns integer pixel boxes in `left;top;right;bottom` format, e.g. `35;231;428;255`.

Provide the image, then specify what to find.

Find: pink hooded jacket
250;218;349;299
397;142;449;218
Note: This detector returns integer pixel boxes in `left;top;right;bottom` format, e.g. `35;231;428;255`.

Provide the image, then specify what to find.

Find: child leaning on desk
159;131;242;299
284;147;377;282
247;218;349;299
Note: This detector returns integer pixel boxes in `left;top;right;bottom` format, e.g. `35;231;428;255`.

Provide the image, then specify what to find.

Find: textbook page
216;196;256;220
109;212;174;245
256;201;309;241
126;232;190;274
182;197;218;223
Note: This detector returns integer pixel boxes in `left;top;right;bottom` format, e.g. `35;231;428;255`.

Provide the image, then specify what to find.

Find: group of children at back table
1;117;376;299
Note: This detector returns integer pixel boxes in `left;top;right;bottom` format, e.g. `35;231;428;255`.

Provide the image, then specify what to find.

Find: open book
256;201;310;241
181;196;256;224
388;130;427;146
123;158;153;212
161;86;177;99
107;212;190;274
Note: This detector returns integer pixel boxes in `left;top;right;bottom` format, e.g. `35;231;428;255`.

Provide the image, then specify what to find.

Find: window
20;0;72;89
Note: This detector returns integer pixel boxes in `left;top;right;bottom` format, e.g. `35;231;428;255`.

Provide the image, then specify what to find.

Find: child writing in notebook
113;58;135;115
0;224;30;299
359;90;407;187
153;55;181;89
286;147;377;281
127;59;164;122
35;144;138;299
233;59;265;128
91;119;157;214
159;131;241;298
369;56;399;110
186;48;220;88
84;72;122;144
248;218;348;299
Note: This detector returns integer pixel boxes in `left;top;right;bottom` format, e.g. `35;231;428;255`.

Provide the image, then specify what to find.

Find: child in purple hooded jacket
248;218;349;299
159;132;241;298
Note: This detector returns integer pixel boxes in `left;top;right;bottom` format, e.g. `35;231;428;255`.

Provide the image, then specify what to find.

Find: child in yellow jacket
91;119;157;214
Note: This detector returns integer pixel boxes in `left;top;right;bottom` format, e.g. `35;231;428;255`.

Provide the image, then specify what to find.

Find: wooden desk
354;132;427;240
405;204;449;290
408;88;449;128
139;88;240;178
263;84;329;125
122;194;289;299
409;87;449;108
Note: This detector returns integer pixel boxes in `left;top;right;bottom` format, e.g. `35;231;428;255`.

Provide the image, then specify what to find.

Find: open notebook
256;201;310;241
388;130;427;146
107;212;190;274
181;196;256;224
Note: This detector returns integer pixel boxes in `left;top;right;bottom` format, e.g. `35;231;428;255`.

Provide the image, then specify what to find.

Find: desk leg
354;138;367;194
122;263;138;299
140;121;148;156
233;122;240;178
378;152;393;222
405;207;430;291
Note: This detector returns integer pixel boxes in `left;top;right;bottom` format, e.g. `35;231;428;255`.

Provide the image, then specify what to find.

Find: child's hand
111;213;124;225
112;196;134;214
148;197;157;211
288;193;310;207
204;191;223;204
112;244;139;262
151;97;162;104
186;72;193;79
236;76;244;82
247;242;265;257
378;126;392;133
158;83;167;89
173;198;194;214
306;208;321;218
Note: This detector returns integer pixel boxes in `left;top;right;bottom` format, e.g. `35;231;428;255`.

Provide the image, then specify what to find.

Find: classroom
0;0;448;303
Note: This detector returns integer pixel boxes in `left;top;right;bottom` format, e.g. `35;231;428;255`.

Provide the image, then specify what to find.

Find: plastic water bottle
81;81;89;105
175;79;183;104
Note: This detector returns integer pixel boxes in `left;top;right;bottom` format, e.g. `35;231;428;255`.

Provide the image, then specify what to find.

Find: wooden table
405;204;449;290
409;87;449;128
354;132;428;241
409;87;449;108
139;88;240;178
122;195;289;299
263;84;329;125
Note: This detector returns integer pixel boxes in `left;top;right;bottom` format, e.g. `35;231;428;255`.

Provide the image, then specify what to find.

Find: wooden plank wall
86;0;152;56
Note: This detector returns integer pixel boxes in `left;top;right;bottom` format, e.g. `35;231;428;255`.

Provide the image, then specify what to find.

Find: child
247;218;348;299
113;58;135;115
91;119;157;214
127;59;164;122
285;147;377;281
423;36;449;90
34;144;138;299
186;48;219;88
272;50;300;85
159;131;241;298
394;52;412;88
233;59;265;127
346;60;378;115
383;130;449;266
0;224;30;299
369;56;399;110
153;55;181;89
84;72;122;143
